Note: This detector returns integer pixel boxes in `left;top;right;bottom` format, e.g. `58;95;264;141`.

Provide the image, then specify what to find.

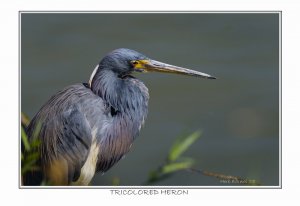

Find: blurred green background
21;13;279;186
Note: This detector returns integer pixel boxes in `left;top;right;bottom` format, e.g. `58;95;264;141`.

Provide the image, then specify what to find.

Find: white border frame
19;11;282;189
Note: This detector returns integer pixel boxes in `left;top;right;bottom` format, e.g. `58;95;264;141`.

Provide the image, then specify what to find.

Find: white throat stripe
89;64;99;88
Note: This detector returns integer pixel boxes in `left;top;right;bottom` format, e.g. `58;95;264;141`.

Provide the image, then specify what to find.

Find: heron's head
89;48;216;87
98;48;149;77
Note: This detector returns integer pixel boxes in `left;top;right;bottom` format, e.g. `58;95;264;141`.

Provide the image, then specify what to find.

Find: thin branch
187;168;261;186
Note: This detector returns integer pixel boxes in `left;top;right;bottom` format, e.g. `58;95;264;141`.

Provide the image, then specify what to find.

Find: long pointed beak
133;59;216;79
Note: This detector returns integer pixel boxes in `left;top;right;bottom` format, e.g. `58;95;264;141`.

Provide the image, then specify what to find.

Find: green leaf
30;139;41;148
148;170;159;182
22;164;40;174
21;112;31;127
111;177;120;186
25;152;40;163
21;126;31;151
33;122;42;139
161;160;195;175
168;131;202;162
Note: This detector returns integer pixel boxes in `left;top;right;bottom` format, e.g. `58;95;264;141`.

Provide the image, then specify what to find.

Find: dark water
21;13;279;186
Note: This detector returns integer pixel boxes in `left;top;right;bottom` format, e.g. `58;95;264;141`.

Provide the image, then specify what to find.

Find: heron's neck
91;69;149;136
90;69;149;172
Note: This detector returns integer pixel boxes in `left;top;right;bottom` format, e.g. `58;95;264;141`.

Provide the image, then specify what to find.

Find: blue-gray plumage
23;48;216;186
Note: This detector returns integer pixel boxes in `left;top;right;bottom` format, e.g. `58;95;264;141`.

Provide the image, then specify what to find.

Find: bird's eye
132;61;138;65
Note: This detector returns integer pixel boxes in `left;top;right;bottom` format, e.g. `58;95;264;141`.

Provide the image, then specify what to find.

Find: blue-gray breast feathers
24;77;149;185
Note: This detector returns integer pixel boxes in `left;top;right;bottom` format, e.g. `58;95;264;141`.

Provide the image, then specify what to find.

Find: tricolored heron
23;48;216;186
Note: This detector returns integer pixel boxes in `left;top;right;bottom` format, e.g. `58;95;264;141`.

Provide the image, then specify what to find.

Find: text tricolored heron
23;48;216;186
